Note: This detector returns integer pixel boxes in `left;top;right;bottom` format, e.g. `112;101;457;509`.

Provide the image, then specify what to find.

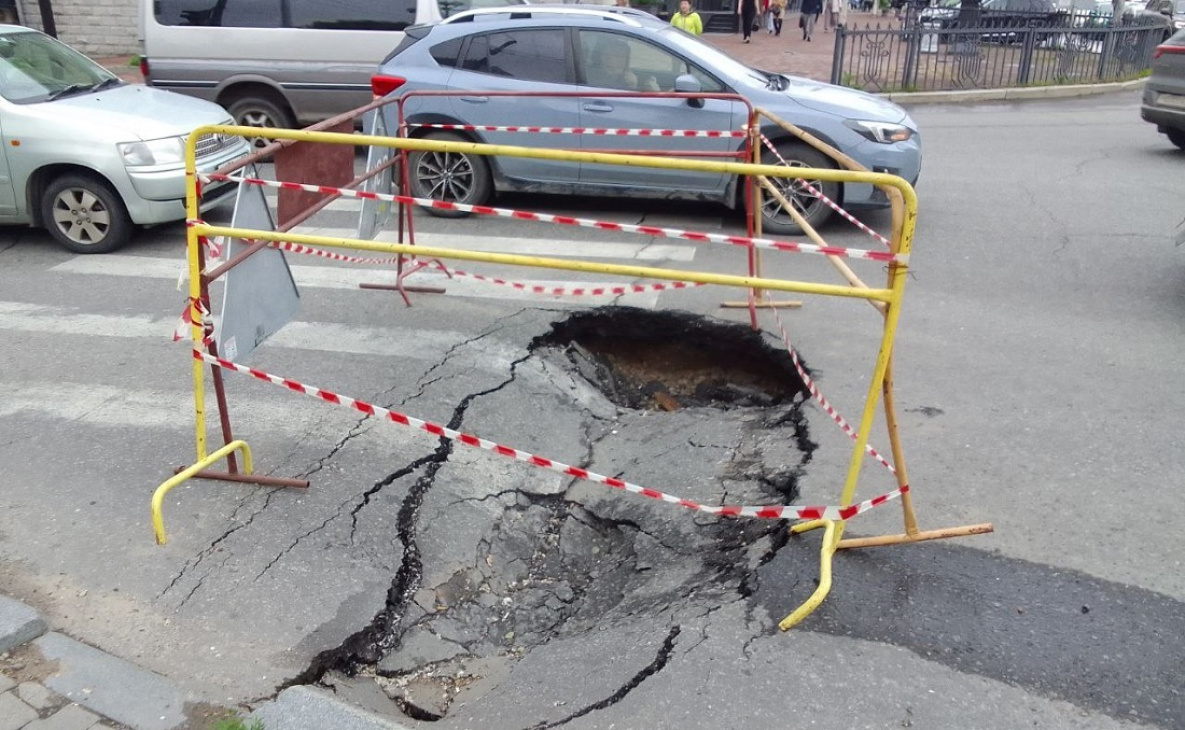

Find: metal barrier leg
153;440;253;545
779;519;839;630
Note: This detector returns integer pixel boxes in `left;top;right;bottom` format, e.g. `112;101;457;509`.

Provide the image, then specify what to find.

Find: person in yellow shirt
670;0;703;36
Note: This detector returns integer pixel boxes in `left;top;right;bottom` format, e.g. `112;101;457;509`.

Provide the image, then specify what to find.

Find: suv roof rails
440;5;649;25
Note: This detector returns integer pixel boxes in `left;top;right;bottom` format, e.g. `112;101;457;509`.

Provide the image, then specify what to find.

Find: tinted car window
430;37;465;67
289;0;418;30
154;0;283;27
459;29;568;83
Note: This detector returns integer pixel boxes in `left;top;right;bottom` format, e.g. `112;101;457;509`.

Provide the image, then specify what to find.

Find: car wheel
1166;128;1185;151
756;142;838;235
407;132;492;218
40;173;132;254
227;95;295;151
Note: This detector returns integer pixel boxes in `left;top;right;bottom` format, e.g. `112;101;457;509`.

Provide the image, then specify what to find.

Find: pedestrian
670;0;703;35
770;0;787;35
737;0;760;43
823;0;845;30
799;0;822;40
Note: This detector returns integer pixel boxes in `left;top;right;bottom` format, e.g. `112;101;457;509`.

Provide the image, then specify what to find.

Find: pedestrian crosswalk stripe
0;380;416;436
51;256;662;307
0;301;519;366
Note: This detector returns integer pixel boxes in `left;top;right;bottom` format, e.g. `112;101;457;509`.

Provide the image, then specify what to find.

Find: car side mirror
674;73;704;108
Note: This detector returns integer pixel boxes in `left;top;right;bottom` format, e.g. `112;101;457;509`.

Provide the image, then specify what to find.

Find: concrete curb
880;77;1146;104
3;593;405;730
0;595;47;654
251;686;415;730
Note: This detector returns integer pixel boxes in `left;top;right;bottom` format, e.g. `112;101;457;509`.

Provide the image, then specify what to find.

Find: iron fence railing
831;17;1165;93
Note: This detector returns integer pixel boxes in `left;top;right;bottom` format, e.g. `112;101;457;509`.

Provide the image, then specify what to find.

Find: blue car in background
373;6;922;233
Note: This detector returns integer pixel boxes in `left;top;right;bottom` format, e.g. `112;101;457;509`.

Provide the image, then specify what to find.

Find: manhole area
531;307;809;411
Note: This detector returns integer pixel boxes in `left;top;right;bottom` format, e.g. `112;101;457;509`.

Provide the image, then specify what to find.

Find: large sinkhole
529;307;810;410
304;307;818;723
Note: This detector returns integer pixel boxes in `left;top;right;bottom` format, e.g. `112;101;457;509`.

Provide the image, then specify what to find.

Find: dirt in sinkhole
529;307;810;411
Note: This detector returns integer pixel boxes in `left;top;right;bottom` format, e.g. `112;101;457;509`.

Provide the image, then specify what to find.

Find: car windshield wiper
46;77;122;101
46;83;95;101
90;77;124;92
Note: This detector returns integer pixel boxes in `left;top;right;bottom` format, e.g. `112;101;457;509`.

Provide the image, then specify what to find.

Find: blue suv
373;6;922;233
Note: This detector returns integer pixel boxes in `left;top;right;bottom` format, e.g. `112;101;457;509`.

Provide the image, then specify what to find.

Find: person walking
823;0;845;30
670;0;703;35
799;0;822;40
770;0;787;35
737;0;760;43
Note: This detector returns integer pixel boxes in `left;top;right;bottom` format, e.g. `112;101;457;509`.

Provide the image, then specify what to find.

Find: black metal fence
831;16;1167;93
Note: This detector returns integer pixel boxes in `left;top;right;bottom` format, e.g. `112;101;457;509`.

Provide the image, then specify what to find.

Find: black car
919;0;1069;44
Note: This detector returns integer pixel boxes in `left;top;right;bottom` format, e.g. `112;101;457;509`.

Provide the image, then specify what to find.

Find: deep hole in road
530;307;809;411
290;307;817;723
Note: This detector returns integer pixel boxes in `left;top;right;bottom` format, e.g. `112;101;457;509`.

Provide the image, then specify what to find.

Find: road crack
528;625;681;730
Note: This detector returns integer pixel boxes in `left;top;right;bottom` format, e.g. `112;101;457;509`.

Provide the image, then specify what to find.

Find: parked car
140;0;528;146
372;6;922;234
1126;0;1185;39
918;0;1068;44
1140;27;1185;148
0;25;250;253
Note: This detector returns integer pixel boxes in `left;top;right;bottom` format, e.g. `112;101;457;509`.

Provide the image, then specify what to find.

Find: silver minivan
0;25;249;253
139;0;525;147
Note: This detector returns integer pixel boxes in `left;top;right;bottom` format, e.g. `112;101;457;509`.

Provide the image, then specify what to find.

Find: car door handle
582;102;614;113
459;96;489;104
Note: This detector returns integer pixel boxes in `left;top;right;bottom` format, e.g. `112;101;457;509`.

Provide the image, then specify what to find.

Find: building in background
8;0;138;56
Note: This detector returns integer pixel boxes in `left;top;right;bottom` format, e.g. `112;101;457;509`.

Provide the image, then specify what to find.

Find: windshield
0;31;118;104
654;25;765;88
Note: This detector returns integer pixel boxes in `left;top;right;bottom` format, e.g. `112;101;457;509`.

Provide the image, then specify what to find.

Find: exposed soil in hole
297;307;817;723
530;307;809;410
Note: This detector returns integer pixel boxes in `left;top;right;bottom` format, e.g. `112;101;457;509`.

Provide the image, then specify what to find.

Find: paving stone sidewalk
1;595;410;730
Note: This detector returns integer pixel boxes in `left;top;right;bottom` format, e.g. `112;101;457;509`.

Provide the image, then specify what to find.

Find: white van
139;0;525;147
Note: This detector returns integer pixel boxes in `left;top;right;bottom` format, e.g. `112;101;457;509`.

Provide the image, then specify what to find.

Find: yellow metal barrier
159;117;990;629
151;439;252;545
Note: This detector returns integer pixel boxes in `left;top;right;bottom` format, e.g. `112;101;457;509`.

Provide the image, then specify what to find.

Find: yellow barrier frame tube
166;120;989;631
152;440;253;545
184;136;208;463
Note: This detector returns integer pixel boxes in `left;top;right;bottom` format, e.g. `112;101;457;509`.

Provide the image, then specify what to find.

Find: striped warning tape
193;349;907;521
409;123;746;138
194;236;707;297
197;174;908;265
757;134;893;249
765;302;896;474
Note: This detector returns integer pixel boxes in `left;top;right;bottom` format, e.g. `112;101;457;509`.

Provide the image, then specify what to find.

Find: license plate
1159;93;1185;110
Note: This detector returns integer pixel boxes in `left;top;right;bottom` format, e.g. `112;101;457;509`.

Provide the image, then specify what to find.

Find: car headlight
118;136;186;167
843;120;915;144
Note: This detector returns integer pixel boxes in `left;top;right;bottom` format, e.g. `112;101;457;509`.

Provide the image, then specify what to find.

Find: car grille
192;132;239;160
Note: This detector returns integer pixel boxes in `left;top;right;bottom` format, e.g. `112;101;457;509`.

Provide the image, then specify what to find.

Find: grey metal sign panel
217;172;301;363
357;109;395;241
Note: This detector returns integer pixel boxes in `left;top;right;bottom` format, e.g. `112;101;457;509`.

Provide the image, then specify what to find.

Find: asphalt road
0;88;1181;729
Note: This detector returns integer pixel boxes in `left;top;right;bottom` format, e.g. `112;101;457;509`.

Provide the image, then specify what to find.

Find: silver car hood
781;76;910;125
40;84;232;141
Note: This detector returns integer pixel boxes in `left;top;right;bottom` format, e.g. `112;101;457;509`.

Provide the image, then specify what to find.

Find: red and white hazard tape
758;134;892;249
409;123;746;138
173;297;214;344
224;237;706;297
194;349;907;521
183;222;224;258
424;261;706;297
198;174;907;265
765;302;895;474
